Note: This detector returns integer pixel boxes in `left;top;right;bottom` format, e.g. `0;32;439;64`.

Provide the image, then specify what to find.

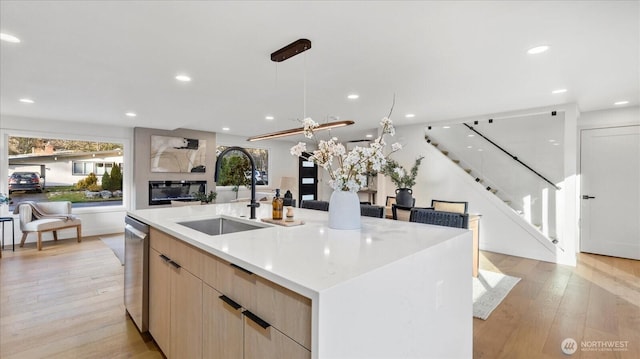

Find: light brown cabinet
149;228;203;359
150;227;311;359
149;248;170;355
203;282;310;359
203;284;243;359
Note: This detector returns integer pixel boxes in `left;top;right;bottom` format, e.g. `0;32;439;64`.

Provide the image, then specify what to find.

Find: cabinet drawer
150;228;203;278
254;277;312;350
212;259;258;308
150;227;170;253
244;315;311;359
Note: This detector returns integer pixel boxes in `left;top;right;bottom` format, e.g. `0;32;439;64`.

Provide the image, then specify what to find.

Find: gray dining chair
300;200;330;211
360;204;384;218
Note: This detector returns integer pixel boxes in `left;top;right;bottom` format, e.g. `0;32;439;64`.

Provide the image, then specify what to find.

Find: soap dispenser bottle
272;189;284;220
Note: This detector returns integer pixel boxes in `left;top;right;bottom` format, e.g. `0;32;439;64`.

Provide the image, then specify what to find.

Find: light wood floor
475;251;640;359
0;236;163;359
1;237;638;358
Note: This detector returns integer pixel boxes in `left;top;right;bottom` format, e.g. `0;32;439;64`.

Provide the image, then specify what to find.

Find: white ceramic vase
328;190;361;230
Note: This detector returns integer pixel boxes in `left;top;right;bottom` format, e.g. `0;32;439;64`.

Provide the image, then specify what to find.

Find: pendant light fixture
247;38;355;141
247;120;355;142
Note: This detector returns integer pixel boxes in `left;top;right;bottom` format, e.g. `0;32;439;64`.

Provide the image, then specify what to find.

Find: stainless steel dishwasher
124;215;149;333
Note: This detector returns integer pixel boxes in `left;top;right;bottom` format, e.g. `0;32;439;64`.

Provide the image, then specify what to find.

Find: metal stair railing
462;123;560;190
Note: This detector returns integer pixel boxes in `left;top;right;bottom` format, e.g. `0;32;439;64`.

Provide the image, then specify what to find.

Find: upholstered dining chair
300;200;330;211
385;196;396;218
360;204;385;218
430;199;468;214
410;208;469;228
391;204;413;221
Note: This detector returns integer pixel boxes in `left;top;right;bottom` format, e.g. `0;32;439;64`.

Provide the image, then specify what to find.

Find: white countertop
128;202;470;298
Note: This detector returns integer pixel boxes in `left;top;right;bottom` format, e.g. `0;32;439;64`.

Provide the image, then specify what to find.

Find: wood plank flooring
474;251;640;359
1;237;638;358
0;236;163;359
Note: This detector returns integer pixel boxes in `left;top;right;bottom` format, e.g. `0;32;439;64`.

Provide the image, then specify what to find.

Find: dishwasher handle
125;224;148;240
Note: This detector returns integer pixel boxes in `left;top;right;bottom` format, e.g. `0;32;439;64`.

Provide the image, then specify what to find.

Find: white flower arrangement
291;117;401;192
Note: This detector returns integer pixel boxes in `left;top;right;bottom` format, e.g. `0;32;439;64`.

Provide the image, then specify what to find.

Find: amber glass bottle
272;189;284;220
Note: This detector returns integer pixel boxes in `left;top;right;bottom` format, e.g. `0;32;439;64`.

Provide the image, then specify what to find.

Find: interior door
580;125;640;260
298;154;318;204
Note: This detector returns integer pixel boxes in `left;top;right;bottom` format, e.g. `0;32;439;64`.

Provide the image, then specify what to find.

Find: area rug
473;269;521;320
100;234;124;265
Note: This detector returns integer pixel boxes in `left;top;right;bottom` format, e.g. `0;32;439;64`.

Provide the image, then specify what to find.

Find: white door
580;125;640;260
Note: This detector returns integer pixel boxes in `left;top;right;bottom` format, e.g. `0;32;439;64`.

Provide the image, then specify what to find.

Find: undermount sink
177;217;268;236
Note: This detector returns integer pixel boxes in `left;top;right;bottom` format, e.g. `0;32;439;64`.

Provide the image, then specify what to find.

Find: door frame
578;124;640;257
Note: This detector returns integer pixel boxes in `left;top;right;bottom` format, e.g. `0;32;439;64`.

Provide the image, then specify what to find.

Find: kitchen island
128;202;472;359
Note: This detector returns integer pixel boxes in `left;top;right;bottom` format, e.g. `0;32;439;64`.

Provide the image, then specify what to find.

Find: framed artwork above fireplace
150;135;207;173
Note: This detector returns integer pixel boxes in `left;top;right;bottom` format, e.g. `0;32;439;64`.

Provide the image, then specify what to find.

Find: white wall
1;115;134;243
215;133;299;203
579;106;639;129
133;127;216;209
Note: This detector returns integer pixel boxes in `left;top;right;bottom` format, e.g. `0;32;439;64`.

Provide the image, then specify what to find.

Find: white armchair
17;201;82;251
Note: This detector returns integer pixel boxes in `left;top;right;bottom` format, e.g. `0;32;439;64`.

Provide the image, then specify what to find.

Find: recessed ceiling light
405;114;415;118
527;45;550;54
552;89;567;94
265;115;274;120
614;100;629;105
443;126;451;129
548;139;556;143
365;134;373;138
0;32;21;43
347;94;359;100
125;112;137;117
19;98;34;104
478;149;484;152
467;146;473;149
553;143;560;146
222;127;230;131
467;134;475;138
175;74;192;82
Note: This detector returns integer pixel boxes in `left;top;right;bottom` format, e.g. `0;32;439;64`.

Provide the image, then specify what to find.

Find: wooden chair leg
37;232;43;251
77;225;82;243
20;232;28;247
53;231;58;241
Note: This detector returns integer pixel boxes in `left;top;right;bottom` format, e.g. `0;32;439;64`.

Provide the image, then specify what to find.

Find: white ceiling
1;1;638;142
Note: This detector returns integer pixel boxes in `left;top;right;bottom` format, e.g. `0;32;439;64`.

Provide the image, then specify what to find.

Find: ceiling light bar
247;120;354;142
527;45;549;54
271;39;312;62
0;32;21;43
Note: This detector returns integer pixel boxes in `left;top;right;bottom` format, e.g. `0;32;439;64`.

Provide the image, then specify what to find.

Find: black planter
395;188;414;207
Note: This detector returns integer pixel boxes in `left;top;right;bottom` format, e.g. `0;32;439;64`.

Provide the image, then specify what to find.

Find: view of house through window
216;146;269;190
7;136;124;209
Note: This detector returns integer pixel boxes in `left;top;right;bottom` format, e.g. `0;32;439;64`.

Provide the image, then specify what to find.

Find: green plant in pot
382;156;424;206
192;190;217;204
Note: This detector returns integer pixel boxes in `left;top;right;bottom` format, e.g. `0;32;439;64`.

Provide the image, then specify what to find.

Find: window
7;136;124;208
216;146;269;186
73;161;114;176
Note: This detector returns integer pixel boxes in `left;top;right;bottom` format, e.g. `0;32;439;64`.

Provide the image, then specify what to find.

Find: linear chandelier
246;120;354;142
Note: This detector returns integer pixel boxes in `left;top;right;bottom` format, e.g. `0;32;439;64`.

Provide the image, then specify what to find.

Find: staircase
424;132;560;247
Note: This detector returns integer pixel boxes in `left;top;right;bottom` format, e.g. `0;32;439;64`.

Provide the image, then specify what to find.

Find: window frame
2;129;130;212
215;144;271;188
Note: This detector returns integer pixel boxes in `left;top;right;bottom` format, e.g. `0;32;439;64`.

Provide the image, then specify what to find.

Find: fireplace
149;180;206;205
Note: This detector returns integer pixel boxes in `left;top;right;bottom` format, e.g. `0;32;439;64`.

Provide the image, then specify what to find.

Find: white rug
100;234;124;266
473;269;521;320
